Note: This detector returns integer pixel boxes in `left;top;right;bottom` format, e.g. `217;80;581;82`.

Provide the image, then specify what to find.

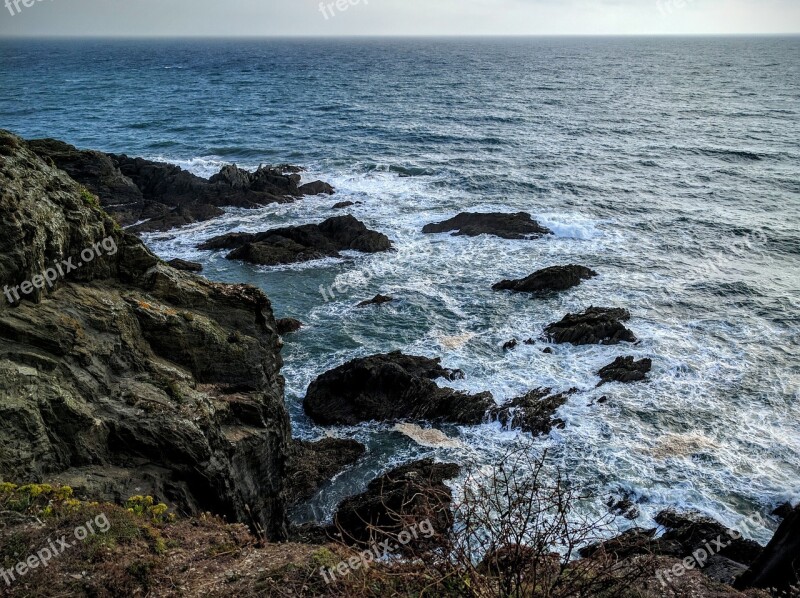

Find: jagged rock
356;294;394;308
298;180;335;195
303;351;495;426
276;318;303;335
285;438;365;505
544;307;637;345
503;339;518;352
0;131;291;540
422;212;553;240
198;215;392;266
167;258;203;272
735;504;800;593
490;388;576;436
332;459;459;546
26;138;325;233
493;265;598;294
597;356;652;385
332;200;355;209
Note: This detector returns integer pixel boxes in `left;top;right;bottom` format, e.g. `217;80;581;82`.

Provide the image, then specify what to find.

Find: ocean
1;36;798;542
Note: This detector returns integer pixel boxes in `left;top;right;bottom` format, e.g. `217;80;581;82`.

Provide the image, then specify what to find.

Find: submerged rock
490;388;577;436
544;307;637;345
198;215;392;266
422;212;552;240
276;318;303;335
0;130;291;539
356;294;394;308
493;265;598;294
285;438;365;505
597;356;652;385
303;351;495;426
332;459;460;546
26;138;331;233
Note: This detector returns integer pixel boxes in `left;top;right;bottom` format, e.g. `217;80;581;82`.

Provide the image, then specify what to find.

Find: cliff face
0;131;291;539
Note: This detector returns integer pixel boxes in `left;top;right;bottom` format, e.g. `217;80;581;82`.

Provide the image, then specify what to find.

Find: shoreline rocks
544;307;637;345
198;215;392;266
285;438;366;506
422;212;552;239
303;351;494;426
493;265;598;295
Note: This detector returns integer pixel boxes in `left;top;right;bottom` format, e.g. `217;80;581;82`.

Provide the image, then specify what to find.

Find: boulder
298;180;335;196
276;318;303;335
422;212;553;240
332;459;459;546
303;351;495;426
167;258;203;272
285;438;365;505
490;388;577;436
198;215;392;267
597;356;652;385
356;294;394;308
502;339;518;352
493;265;598;294
332;200;355;209
544;307;637;345
0;131;291;540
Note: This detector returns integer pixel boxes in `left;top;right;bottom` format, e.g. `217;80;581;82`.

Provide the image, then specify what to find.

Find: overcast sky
1;0;798;37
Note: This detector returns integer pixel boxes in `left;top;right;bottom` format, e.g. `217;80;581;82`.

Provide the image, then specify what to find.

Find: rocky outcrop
332;459;459;546
198;215;392;267
285;438;366;505
597;356;652;385
303;351;494;426
493;265;598;294
356;294;394;308
544;307;637;345
167;258;203;272
26;138;332;233
490;388;576;435
735;504;799;593
0;130;291;540
422;212;553;240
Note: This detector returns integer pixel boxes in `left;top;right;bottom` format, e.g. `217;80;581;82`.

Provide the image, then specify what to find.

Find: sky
0;0;798;37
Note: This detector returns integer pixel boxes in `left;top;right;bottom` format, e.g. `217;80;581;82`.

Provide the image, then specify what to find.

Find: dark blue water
1;37;798;538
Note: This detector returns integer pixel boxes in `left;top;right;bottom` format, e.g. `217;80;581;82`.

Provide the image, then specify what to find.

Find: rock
579;527;660;560
523;338;536;345
332;459;460;546
422;212;553;240
493;265;598;294
772;502;794;519
303;351;495;426
502;339;518;352
332;200;355;209
26;138;320;233
597;395;608;404
199;215;392;266
655;509;764;566
356;294;394;308
490;388;576;436
285;438;365;505
298;180;335;196
542;347;553;354
0;130;291;540
606;495;640;520
735;504;800;593
167;258;203;272
276;318;303;335
704;555;750;585
597;356;652;385
544;307;637;345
